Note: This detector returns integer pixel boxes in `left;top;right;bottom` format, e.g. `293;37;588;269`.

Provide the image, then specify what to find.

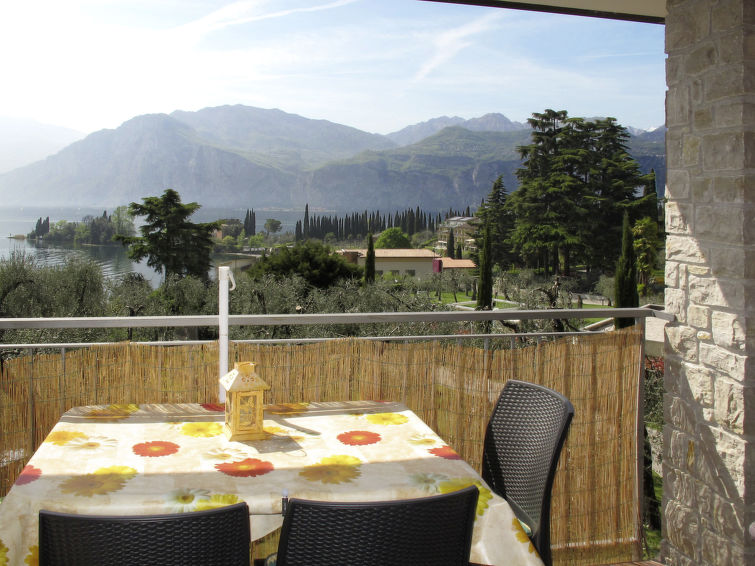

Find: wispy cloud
0;0;665;134
178;0;359;40
413;11;504;81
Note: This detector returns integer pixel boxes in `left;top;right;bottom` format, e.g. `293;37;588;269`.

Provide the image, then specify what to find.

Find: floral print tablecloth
0;401;542;566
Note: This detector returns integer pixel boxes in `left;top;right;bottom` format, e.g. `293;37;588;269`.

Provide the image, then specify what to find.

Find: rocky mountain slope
0;105;665;210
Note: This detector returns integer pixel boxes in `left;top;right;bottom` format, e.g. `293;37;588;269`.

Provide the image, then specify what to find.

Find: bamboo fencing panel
0;327;643;565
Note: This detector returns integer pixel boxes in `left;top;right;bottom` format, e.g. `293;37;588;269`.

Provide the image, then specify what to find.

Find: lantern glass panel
238;393;257;429
225;396;233;428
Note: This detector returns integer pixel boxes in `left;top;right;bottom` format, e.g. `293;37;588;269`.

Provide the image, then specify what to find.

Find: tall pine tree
115;189;219;281
475;175;514;269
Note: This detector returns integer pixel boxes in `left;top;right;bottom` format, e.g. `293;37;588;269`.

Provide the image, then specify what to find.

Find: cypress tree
477;223;493;311
295;220;303;242
614;212;639;329
456;243;463;259
303;204;309;239
364;232;376;285
447;229;455;259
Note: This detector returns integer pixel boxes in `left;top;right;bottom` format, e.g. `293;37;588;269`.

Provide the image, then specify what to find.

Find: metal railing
0;307;670;345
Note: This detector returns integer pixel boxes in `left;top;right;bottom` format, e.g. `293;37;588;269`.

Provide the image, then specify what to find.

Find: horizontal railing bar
0;315;218;329
230;331;591;345
0;332;592;350
1;340;215;349
0;308;663;330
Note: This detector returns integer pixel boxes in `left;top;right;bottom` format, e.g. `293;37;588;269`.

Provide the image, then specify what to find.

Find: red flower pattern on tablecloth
200;403;224;412
132;441;179;457
216;458;274;477
337;430;382;446
15;465;41;485
429;445;461;460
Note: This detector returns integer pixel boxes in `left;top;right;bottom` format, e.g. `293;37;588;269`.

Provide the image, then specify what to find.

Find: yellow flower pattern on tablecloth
437;478;493;517
44;430;86;446
23;545;37;566
408;434;439;446
266;403;309;415
60;466;137;497
165;488;210;512
194;493;241;511
0;538;8;566
299;455;362;484
263;425;287;435
513;518;536;553
181;422;223;437
66;435;118;450
83;404;139;419
203;447;249;462
365;412;408;425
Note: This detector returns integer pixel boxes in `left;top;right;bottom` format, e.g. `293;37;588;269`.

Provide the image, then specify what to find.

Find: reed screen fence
0;326;643;566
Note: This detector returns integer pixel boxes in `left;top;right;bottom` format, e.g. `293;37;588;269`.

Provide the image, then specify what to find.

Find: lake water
0;206;310;287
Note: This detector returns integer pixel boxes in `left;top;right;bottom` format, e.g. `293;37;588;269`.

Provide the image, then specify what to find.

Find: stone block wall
663;1;754;564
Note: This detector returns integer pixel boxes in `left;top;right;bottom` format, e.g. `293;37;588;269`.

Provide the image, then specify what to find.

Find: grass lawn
437;292;519;308
580;303;612;325
438;291;474;304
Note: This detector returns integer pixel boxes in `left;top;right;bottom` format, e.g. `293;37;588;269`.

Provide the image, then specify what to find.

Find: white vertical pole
218;266;232;402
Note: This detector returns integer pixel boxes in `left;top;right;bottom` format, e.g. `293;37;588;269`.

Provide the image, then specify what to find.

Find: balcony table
0;400;542;566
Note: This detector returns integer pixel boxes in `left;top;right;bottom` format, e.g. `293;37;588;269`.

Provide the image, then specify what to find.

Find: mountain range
0;105;665;211
0;117;84;174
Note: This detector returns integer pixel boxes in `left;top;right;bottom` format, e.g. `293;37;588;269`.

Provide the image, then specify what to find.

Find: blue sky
0;0;666;135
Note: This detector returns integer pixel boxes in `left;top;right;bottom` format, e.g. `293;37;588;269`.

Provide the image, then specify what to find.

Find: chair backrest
39;502;250;566
481;379;574;566
275;485;479;566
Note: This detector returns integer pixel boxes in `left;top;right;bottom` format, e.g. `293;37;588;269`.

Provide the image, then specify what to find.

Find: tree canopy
264;218;282;235
115;189;219;281
374;227;411;249
505;109;654;276
247;241;361;288
474;175;515;269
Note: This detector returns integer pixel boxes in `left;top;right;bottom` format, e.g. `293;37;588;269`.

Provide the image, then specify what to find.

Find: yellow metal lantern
219;362;270;441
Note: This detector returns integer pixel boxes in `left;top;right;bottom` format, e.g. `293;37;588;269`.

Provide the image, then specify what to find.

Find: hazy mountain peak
169;104;395;167
0;116;84;173
387;113;527;147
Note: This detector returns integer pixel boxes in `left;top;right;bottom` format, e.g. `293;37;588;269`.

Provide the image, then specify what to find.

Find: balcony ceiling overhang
424;0;666;24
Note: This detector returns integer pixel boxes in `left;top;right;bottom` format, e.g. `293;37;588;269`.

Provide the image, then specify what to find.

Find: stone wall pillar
663;0;753;564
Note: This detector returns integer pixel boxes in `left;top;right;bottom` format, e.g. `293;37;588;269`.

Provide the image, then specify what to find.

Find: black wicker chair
39;502;251;566
481;379;574;566
271;485;478;566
